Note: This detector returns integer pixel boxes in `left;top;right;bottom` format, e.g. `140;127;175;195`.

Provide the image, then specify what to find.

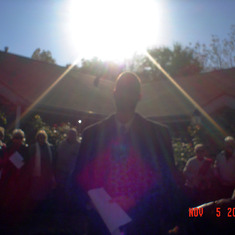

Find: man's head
12;129;25;147
195;144;206;160
36;130;48;146
67;128;77;143
114;71;141;112
224;136;235;156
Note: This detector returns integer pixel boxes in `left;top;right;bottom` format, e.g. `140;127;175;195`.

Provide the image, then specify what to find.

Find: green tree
192;25;235;70
75;43;202;84
23;114;69;146
78;57;126;85
129;43;203;82
173;124;204;171
0;111;7;126
78;57;106;77
31;48;56;64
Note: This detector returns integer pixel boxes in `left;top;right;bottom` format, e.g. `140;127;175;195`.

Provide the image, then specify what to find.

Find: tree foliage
22;114;69;146
149;43;202;76
0;111;7;127
31;48;56;64
128;43;203;82
76;44;203;84
192;25;235;71
77;25;235;80
173;124;204;171
77;57;126;85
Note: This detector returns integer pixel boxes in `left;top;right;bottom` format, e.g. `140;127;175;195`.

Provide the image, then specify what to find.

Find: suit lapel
103;114;118;140
130;114;163;172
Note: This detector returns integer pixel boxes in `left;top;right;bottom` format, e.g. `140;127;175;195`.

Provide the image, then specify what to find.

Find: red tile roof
0;51;235;119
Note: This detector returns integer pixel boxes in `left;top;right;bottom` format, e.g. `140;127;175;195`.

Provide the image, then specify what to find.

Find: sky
1;0;235;67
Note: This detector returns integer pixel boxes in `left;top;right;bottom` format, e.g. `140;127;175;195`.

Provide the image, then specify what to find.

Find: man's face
12;135;23;147
114;75;140;112
225;142;235;155
67;130;77;143
37;134;46;146
196;148;206;160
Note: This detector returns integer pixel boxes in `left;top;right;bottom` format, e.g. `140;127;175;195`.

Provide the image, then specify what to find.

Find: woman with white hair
28;130;55;208
0;126;6;172
0;126;6;152
0;129;30;223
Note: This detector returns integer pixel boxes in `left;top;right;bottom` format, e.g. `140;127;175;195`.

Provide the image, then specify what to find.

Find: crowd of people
0;71;235;234
0;127;81;227
0;126;235;234
183;136;235;206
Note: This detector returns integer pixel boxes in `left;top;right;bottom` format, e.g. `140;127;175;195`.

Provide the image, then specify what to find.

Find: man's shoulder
82;113;170;137
82;114;115;134
187;156;197;164
136;113;169;132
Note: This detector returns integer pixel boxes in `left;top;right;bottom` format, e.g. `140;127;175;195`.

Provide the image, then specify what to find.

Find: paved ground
1;211;88;235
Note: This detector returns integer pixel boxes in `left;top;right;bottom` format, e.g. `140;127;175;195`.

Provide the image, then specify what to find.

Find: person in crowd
55;128;80;210
183;144;214;205
28;130;56;210
0;126;6;156
0;126;6;177
56;128;80;187
214;136;235;199
0;129;30;223
73;71;183;234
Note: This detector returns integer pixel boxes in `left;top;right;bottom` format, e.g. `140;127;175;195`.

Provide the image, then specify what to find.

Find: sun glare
67;0;164;62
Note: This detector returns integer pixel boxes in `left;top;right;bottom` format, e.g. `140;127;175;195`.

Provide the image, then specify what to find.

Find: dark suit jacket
76;113;175;171
74;113;180;234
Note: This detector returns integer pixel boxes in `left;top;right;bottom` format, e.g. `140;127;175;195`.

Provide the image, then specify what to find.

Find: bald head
224;136;235;155
114;72;141;112
115;72;141;94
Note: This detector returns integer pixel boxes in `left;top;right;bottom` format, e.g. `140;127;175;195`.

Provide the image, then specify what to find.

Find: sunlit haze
1;1;235;66
67;0;164;62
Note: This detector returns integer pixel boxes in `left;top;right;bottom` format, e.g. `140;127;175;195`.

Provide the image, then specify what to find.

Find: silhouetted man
74;72;181;234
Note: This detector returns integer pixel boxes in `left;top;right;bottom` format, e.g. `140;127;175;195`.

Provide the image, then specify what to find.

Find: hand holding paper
88;188;132;234
9;151;24;169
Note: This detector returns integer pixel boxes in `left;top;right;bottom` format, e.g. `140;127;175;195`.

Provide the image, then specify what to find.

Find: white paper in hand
88;188;132;234
9;151;24;169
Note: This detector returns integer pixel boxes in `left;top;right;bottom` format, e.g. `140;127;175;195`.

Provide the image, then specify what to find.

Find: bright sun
67;0;164;62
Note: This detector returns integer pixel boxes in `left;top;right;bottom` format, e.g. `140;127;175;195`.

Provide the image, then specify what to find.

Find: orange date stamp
189;208;204;217
215;207;235;217
189;207;235;217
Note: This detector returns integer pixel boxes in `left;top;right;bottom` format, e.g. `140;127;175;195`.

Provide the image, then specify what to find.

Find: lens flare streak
145;51;227;137
13;58;80;128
